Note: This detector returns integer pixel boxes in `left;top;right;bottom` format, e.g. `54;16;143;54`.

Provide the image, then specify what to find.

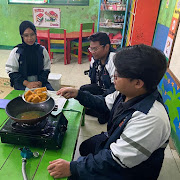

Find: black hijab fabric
19;20;37;41
17;21;39;76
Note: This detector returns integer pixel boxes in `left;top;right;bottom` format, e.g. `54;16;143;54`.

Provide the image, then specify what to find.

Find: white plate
48;91;67;116
22;88;50;104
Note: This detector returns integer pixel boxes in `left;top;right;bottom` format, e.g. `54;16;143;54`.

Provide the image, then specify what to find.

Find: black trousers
79;132;107;156
80;84;109;124
80;83;104;95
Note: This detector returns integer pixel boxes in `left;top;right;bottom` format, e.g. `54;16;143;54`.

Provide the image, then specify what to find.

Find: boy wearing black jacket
48;44;170;180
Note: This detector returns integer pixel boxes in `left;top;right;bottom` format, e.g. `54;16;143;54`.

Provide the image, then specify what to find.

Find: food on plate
24;90;33;97
24;87;48;103
26;94;35;102
31;95;41;103
34;87;47;93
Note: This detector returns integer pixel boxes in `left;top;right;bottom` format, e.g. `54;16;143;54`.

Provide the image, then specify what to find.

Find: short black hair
114;44;167;92
88;32;111;46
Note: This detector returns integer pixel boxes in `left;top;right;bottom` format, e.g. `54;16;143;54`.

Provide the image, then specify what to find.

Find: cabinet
97;0;130;49
124;0;161;46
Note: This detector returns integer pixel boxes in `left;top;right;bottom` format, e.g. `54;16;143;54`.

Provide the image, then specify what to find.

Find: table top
37;31;92;40
0;90;84;180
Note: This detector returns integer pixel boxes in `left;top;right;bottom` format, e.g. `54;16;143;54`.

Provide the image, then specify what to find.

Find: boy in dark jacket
80;32;116;96
48;44;170;180
80;32;116;124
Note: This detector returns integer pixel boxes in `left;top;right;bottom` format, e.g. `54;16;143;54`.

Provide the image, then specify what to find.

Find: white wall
169;25;180;79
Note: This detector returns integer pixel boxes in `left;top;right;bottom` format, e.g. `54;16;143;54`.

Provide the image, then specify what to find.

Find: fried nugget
40;98;47;102
26;94;35;102
24;90;33;98
31;95;41;103
34;87;47;93
37;92;47;99
40;87;47;92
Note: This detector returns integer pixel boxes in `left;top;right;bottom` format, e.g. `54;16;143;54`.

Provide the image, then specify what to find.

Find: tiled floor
1;50;180;179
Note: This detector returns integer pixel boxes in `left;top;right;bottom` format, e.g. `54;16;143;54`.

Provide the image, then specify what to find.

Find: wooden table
0;90;84;180
37;31;92;64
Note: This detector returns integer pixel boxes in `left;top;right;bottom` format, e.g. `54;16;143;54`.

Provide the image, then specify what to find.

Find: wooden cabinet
124;0;161;46
97;0;130;49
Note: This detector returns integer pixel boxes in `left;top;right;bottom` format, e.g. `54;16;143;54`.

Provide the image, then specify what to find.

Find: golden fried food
24;87;48;103
26;94;35;102
34;87;47;93
37;92;47;99
31;95;41;103
40;98;47;102
24;90;33;98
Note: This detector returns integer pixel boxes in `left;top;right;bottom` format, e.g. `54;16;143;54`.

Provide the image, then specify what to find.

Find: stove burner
0;113;68;149
11;118;55;136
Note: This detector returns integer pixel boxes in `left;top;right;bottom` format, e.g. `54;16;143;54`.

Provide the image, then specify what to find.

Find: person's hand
47;159;71;179
57;87;78;99
37;81;42;87
23;80;40;89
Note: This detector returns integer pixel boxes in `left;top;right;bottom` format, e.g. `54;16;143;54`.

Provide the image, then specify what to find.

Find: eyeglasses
113;70;120;80
22;33;36;38
88;45;104;52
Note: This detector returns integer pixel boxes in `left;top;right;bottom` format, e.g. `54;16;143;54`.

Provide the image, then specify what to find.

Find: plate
22;87;50;104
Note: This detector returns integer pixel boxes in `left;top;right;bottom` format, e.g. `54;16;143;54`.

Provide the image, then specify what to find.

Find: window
9;0;45;3
8;0;89;5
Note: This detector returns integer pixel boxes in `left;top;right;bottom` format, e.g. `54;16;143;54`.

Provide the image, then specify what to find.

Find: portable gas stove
0;113;68;149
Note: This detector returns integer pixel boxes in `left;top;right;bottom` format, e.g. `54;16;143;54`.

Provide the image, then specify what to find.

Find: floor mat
0;77;13;99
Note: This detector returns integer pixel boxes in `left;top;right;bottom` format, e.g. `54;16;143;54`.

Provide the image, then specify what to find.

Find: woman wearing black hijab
5;20;54;90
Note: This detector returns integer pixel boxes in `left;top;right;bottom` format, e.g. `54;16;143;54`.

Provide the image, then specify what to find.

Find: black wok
5;96;55;125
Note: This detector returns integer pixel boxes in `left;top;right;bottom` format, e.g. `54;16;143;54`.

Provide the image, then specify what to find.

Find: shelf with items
100;0;126;11
101;4;126;11
98;0;130;49
99;22;124;29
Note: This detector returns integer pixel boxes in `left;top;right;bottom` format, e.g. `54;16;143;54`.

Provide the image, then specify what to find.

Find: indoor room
0;0;180;180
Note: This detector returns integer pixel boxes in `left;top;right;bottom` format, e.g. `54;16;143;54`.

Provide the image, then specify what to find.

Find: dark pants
80;84;109;124
79;132;108;156
80;83;104;95
79;133;165;180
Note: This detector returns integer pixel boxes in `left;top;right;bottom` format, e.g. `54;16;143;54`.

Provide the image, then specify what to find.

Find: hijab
19;20;37;43
17;21;39;76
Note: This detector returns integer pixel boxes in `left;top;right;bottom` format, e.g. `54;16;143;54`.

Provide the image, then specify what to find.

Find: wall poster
164;0;180;60
33;8;61;28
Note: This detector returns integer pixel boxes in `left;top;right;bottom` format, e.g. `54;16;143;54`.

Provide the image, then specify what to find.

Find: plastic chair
36;29;51;63
71;23;95;64
49;28;67;65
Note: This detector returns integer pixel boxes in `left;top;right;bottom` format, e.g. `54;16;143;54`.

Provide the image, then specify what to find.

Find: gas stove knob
33;152;39;158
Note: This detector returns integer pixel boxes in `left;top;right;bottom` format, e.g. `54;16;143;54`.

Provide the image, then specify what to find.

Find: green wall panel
0;0;99;47
157;0;176;27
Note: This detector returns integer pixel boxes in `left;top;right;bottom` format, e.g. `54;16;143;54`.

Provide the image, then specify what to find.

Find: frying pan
5;96;55;125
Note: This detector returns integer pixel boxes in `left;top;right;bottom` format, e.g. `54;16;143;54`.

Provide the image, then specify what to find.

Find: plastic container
48;73;62;91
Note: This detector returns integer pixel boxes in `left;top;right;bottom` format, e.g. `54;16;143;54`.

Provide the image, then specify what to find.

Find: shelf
98;0;130;49
101;3;126;11
99;26;123;29
101;10;126;12
99;22;123;29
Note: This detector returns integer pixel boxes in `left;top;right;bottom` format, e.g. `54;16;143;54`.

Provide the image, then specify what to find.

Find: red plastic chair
71;23;95;64
36;29;52;63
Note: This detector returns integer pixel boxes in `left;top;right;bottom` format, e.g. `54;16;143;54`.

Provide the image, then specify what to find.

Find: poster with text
33;8;60;28
163;0;180;59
